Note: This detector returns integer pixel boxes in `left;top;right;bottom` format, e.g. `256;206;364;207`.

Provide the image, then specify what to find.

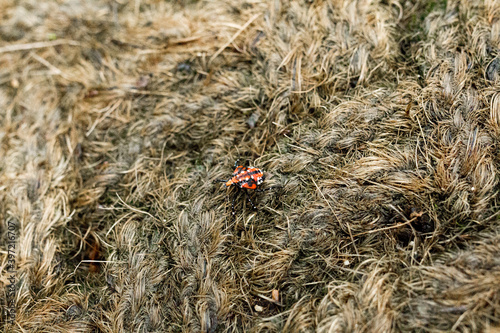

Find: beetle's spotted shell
225;166;265;189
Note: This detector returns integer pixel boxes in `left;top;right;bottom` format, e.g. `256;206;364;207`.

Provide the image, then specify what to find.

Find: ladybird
215;160;276;216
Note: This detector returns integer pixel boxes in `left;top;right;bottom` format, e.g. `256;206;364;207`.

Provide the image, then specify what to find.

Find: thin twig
209;13;260;63
311;177;359;256
0;39;80;54
116;193;158;222
353;216;417;237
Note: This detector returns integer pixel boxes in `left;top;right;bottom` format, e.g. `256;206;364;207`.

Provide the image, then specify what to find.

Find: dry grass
1;0;500;332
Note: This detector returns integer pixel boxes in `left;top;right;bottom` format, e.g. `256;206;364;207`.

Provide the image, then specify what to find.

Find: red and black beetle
215;160;276;216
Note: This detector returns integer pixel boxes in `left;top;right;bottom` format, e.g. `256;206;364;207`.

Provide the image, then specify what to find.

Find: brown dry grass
1;0;500;332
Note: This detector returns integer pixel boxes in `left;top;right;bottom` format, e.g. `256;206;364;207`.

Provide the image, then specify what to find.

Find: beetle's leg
254;185;281;192
234;159;240;169
245;189;257;210
231;188;238;217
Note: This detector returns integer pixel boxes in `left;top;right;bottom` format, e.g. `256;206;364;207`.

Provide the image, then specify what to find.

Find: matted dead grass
1;0;500;332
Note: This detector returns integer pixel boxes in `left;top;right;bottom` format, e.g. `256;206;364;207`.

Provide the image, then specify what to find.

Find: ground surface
1;0;500;332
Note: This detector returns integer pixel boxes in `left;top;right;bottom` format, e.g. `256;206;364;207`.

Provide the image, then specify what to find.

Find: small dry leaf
486;58;499;81
66;304;82;318
135;74;151;89
11;78;19;88
246;112;260;128
272;289;279;302
410;208;424;219
85;89;99;98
